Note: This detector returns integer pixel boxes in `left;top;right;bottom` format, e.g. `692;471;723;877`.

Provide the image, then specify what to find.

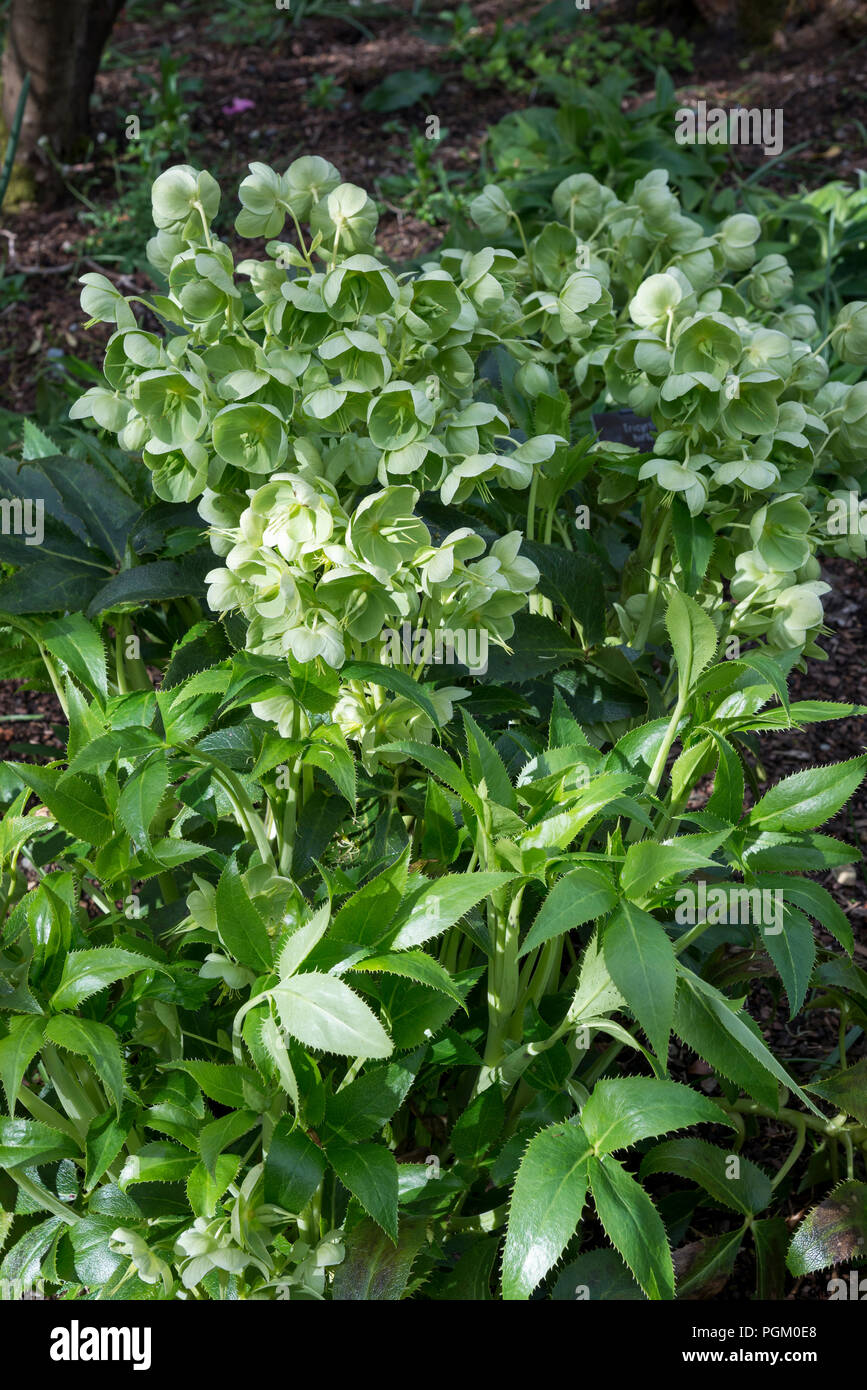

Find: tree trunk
1;0;124;193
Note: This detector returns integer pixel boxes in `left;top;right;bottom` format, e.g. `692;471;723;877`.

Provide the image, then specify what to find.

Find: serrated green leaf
502;1120;591;1300
119;1141;198;1187
589;1152;674;1300
164;1060;266;1112
520;866;616;958
640;1137;771;1216
452;1085;505;1165
808;1059;867;1125
324;1051;424;1144
748;756;867;832
665;589;717;698
85;1106;134;1190
603;903;675;1062
0;1015;45;1111
272;972;392;1059
13;764;112;847
50;948;165;1012
328;1140;399;1241
117;752;168;849
187;1155;241;1219
0;1116;79;1169
389;871;516;951
620;839;715;905
45;1014;125;1116
215;856;273;972
762;903;815;1017
351;949;465;1007
581;1078;728;1155
198;1111;259;1178
264;1118;326;1212
42;613;108;700
674;972;820;1115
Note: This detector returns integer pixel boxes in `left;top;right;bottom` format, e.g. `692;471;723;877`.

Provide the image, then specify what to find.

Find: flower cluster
71;159;544;695
468;169;867;657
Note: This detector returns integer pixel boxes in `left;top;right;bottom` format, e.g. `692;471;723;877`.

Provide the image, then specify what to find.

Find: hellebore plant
1;588;865;1300
467;168;867;663
1;154;866;1303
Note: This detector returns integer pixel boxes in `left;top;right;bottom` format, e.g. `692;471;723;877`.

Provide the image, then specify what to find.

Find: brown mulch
2;0;867;409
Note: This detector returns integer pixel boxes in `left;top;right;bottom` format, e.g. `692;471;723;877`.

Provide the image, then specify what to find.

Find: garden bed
1;0;866;1310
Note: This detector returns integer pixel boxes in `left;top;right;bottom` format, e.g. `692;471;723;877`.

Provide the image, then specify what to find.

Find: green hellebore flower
672;312;742;377
832;301;867;365
777;303;818;341
322;255;399;322
531;222;581;291
638;456;709;516
323;434;381;487
151;165;220;233
657;371;721;430
789;341;829;391
146;227;186;277
838;381;867;457
674;238;718;292
367;381;437;451
198;952;257;990
186;874;218;934
515;361;558;397
212;402;288;474
269;609;346;668
222;542;299;620
284;154;341;219
750;494;812;571
632;169;680;234
743;327;792;377
144;438;209;503
319;328;391;390
718;213;761;271
714;455;780;490
768;581;829;649
721;370;782;436
551;173;619;236
459;246;519;312
748;254;793;309
469;184;513;237
131;369;207;448
559;270;611;335
249;473;343;567
108;1230;171;1293
236;161;291;239
730;548;793;604
419;528;488;590
476;531;540;594
103;328;164;389
199;487;247;554
401;270;467;341
310;182;378;256
628;273;683;330
318;562;406;642
346;486;430;570
174;1219;265;1290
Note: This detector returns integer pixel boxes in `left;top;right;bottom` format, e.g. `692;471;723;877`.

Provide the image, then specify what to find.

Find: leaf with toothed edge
581;1078;730;1156
589;1152;674;1301
748;756;867;833
787;1180;867;1276
673;971;821;1116
502;1120;592;1301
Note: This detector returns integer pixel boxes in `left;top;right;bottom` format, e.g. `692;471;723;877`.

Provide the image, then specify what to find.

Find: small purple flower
221;98;255;117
